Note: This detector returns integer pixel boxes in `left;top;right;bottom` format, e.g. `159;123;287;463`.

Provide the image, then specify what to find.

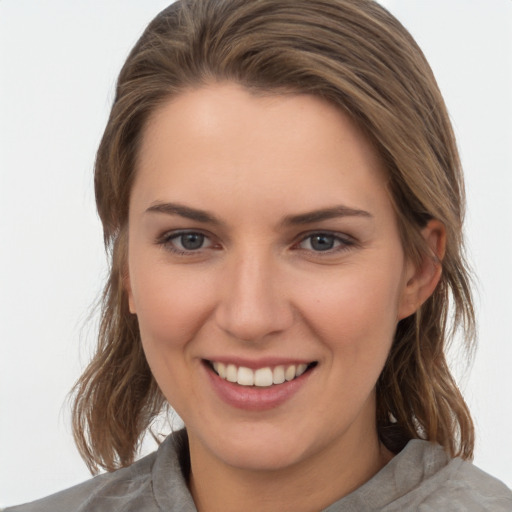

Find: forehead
133;82;390;220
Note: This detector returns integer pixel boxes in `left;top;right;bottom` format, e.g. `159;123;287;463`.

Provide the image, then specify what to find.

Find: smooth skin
126;83;444;512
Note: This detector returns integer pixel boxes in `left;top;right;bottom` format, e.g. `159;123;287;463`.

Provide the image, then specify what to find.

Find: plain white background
1;0;511;507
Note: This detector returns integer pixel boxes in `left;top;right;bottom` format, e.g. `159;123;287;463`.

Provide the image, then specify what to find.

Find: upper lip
202;357;317;370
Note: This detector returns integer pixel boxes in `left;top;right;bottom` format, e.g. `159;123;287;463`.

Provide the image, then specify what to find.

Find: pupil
181;233;204;250
311;235;334;251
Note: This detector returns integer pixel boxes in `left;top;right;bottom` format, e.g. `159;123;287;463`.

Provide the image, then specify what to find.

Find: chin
219;442;308;472
190;422;314;472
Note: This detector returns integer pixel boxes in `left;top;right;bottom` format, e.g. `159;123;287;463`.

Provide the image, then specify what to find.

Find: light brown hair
72;0;475;473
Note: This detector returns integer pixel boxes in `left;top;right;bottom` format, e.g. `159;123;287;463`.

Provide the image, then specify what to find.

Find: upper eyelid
155;228;356;249
156;230;217;256
293;229;355;243
292;231;357;252
158;228;213;241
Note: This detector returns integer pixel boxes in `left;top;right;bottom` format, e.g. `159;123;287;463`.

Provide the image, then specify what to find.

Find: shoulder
4;454;157;512
389;440;512;511
423;457;512;511
4;433;191;512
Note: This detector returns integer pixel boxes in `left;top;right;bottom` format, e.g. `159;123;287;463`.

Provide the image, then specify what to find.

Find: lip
203;356;314;370
202;359;316;411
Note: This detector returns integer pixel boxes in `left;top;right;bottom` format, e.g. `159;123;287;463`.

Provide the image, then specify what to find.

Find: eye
302;234;338;251
175;232;206;251
157;230;214;254
297;232;354;253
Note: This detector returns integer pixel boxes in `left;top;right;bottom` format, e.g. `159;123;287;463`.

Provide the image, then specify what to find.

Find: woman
7;0;512;510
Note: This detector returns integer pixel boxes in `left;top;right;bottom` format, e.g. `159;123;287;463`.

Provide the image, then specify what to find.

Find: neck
187;424;393;512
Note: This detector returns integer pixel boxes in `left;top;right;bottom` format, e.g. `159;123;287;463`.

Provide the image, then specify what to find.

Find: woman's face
127;83;417;473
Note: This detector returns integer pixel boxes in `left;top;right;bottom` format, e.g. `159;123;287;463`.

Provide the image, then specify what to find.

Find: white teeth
272;365;285;384
211;361;312;387
217;362;226;379
296;363;308;377
285;365;296;381
237;366;254;386
254;367;273;387
226;364;238;383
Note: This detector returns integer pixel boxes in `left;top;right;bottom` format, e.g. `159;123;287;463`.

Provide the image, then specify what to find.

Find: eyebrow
281;206;372;226
146;202;223;225
145;202;372;226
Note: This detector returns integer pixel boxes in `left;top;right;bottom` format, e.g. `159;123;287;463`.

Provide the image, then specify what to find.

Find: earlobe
123;267;137;314
398;219;446;320
127;291;137;315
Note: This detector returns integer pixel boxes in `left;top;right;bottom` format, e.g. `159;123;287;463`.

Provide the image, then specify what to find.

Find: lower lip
203;363;314;411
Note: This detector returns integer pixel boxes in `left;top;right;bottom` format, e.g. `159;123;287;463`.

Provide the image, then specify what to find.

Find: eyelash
156;230;356;256
293;232;356;254
156;230;216;256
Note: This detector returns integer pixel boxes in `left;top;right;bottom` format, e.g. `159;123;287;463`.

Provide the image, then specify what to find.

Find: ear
397;219;446;320
123;265;137;314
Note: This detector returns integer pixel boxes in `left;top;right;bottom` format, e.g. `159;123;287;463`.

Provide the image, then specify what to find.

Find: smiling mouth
205;360;318;387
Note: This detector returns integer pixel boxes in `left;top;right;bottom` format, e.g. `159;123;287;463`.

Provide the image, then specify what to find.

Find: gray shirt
6;431;512;511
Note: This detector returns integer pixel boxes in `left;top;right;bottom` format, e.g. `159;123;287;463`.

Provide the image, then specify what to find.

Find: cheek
137;276;211;345
296;264;404;355
129;258;217;350
129;262;218;411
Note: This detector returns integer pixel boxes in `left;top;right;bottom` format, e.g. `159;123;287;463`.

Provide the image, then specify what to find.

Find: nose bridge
215;245;293;342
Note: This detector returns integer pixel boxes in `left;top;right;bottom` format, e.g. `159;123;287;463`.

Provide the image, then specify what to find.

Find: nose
214;250;294;343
